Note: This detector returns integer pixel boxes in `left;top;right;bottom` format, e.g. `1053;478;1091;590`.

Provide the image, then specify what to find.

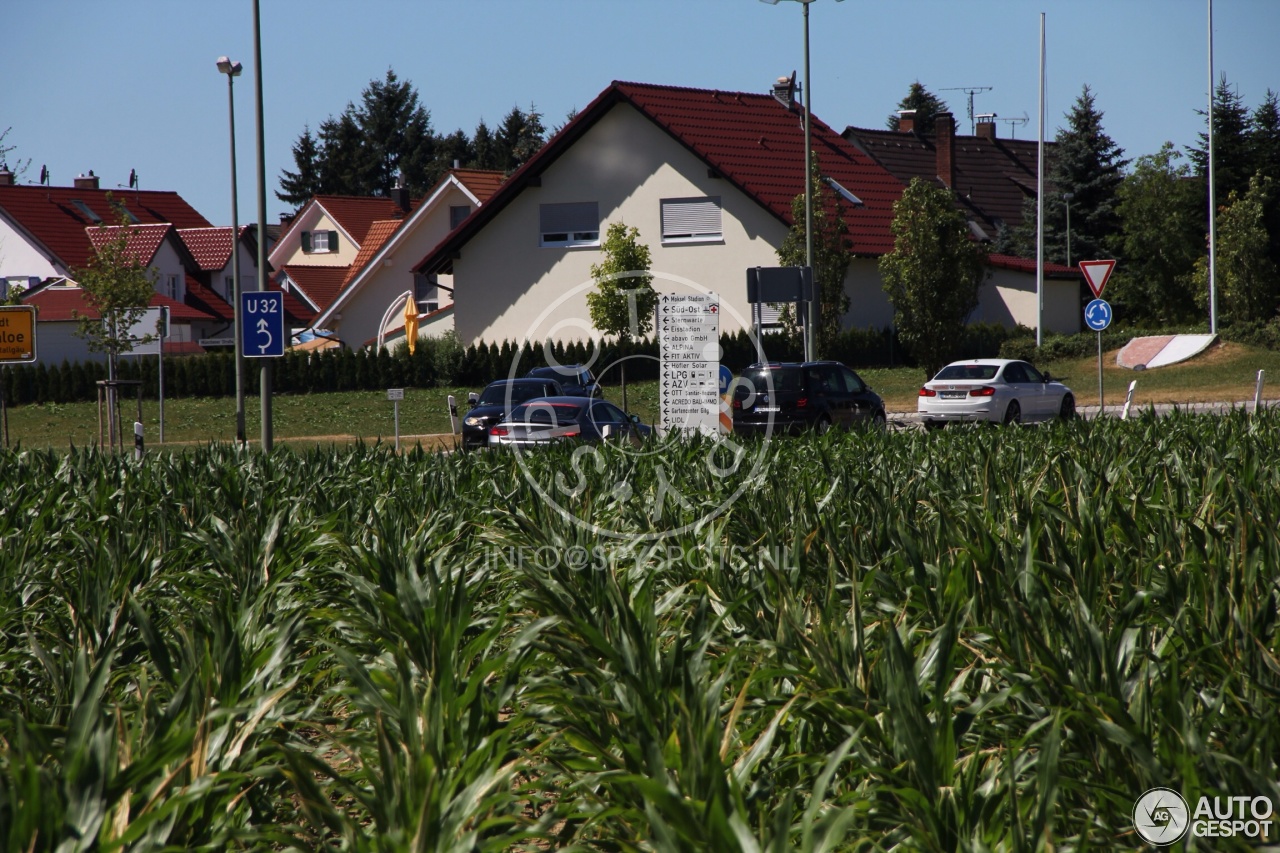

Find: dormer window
301;230;339;254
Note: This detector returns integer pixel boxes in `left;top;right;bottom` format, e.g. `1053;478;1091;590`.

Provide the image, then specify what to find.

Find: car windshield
529;367;587;384
509;401;584;425
740;366;803;394
934;364;999;381
477;382;548;406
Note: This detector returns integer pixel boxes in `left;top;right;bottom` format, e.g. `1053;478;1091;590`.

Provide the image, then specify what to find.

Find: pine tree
276;126;323;206
1190;75;1253;203
433;129;473;176
471;119;498;170
1248;90;1280;267
356;69;436;195
317;112;366;195
886;82;949;133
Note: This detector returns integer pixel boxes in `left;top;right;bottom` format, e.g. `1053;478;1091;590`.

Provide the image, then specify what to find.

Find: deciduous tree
880;177;987;377
587;222;655;408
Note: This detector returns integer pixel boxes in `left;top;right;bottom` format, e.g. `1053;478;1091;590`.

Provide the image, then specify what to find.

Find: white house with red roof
413;80;1081;349
273;168;504;349
414;80;906;346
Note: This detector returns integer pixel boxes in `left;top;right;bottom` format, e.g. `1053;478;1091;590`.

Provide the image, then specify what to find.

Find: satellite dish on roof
40;164;48;185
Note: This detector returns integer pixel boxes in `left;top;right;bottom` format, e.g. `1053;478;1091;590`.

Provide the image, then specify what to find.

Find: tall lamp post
761;0;843;362
1062;191;1074;268
216;56;247;446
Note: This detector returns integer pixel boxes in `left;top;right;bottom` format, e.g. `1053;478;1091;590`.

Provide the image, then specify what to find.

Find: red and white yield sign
1078;259;1116;298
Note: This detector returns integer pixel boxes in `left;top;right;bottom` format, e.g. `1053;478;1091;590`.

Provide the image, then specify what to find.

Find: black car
461;377;563;449
731;361;886;435
525;364;601;398
488;396;651;448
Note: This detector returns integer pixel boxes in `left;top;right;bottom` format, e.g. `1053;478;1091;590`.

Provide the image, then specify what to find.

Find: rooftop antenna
40;164;49;185
998;111;1030;139
118;169;139;190
942;86;993;134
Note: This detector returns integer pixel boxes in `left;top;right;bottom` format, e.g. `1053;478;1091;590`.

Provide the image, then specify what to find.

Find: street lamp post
1063;191;1074;268
761;0;842;362
217;55;247;446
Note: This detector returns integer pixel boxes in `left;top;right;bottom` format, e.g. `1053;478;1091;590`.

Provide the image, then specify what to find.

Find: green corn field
1;411;1278;851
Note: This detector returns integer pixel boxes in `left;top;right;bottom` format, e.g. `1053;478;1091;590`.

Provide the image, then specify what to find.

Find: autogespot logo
1133;788;1190;846
500;270;774;543
1133;788;1276;845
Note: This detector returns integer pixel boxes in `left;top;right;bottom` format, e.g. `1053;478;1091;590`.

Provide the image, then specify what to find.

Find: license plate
755;406;780;413
940;391;966;399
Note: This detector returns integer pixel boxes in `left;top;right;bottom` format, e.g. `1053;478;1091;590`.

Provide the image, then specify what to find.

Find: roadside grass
3;340;1277;448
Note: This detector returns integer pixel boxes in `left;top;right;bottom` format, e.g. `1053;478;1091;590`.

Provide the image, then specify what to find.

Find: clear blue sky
4;0;1275;228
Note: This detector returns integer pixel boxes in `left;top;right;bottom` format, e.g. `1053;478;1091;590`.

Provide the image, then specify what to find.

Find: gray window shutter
661;197;721;238
301;231;311;252
539;202;598;234
329;231;339;251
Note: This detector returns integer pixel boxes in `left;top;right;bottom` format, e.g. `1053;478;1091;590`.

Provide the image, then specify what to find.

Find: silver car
918;359;1075;427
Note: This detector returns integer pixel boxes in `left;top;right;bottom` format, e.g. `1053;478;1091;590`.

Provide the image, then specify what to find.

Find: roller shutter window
539;202;599;247
661;197;722;243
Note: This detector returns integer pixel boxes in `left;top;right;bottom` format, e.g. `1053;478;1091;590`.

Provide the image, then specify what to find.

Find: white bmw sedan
918;359;1075;427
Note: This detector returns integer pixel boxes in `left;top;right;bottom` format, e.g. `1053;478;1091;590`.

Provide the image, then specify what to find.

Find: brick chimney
390;174;410;213
976;117;997;140
897;109;917;133
74;170;100;190
935;113;955;188
0;166;13;186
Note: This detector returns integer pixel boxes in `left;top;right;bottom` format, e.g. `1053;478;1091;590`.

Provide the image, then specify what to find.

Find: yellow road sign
0;305;37;363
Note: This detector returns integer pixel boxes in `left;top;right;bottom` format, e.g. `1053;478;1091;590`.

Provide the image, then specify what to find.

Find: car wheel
1003;400;1021;425
870;410;887;431
1059;394;1076;421
814;414;832;435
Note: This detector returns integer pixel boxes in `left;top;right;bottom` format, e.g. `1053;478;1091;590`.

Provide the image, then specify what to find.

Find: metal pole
1036;13;1045;349
253;0;272;451
1097;331;1103;417
803;1;816;361
225;61;246;445
158;307;165;443
1064;194;1072;268
1207;0;1218;335
394;399;401;452
1254;369;1266;415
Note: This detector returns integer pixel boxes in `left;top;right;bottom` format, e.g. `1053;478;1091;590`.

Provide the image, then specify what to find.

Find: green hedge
0;324;1025;406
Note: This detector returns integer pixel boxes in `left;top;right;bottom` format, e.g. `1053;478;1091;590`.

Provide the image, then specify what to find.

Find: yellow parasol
403;296;419;355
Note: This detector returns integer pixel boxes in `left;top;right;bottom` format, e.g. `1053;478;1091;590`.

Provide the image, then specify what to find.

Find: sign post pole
1080;260;1116;419
387;388;404;451
241;291;285;449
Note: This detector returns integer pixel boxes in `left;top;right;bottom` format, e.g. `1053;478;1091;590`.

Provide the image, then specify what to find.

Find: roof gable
178;225;256;271
0;186;212;272
85;223;173;267
414;80;906;276
277;264;349;313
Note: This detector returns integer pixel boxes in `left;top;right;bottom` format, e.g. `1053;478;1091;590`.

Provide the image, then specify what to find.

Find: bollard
1255;369;1266;415
1121;380;1138;420
448;394;460;435
134;421;144;460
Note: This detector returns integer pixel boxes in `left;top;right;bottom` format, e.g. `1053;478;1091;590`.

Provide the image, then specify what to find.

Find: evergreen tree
494;104;546;173
276;126;323;206
471;119;498;170
775;156;853;357
879;177;987;378
355;69;436;195
1111;144;1203;323
514;104;546;167
316;111;366;195
886;82;949;133
1189;75;1253;203
1248;90;1280;267
433;129;473;177
1010;86;1127;264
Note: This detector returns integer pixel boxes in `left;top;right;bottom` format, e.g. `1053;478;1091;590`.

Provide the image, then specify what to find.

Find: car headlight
464;416;483;427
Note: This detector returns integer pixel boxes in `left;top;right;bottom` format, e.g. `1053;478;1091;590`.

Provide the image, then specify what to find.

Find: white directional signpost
1079;260;1116;416
241;291;285;357
657;293;721;436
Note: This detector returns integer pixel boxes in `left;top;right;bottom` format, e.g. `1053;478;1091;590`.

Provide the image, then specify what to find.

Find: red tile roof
451;169;506;203
0;185;211;271
184;276;235;322
178;225;252;271
85;223;172;266
277;195;419;251
415;81;906;276
842;124;1050;238
24;285;214;322
341;220;400;287
987;253;1080;278
278;264;349;313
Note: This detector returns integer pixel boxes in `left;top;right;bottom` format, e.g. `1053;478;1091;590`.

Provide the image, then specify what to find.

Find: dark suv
526;365;601;398
461;377;563;449
731;361;885;435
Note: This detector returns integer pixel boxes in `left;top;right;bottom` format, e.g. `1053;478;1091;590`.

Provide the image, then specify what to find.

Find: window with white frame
661;197;722;243
539;202;599;248
165;274;179;299
302;230;338;253
224;275;235;300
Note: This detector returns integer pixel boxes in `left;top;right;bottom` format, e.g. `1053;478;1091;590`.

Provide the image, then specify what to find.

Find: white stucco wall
973;267;1081;334
0;219;62;280
275;212;360;268
329;185;473;349
452;104;794;346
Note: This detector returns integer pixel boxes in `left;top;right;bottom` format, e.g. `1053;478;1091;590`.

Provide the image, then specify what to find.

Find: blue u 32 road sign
241;291;285;357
